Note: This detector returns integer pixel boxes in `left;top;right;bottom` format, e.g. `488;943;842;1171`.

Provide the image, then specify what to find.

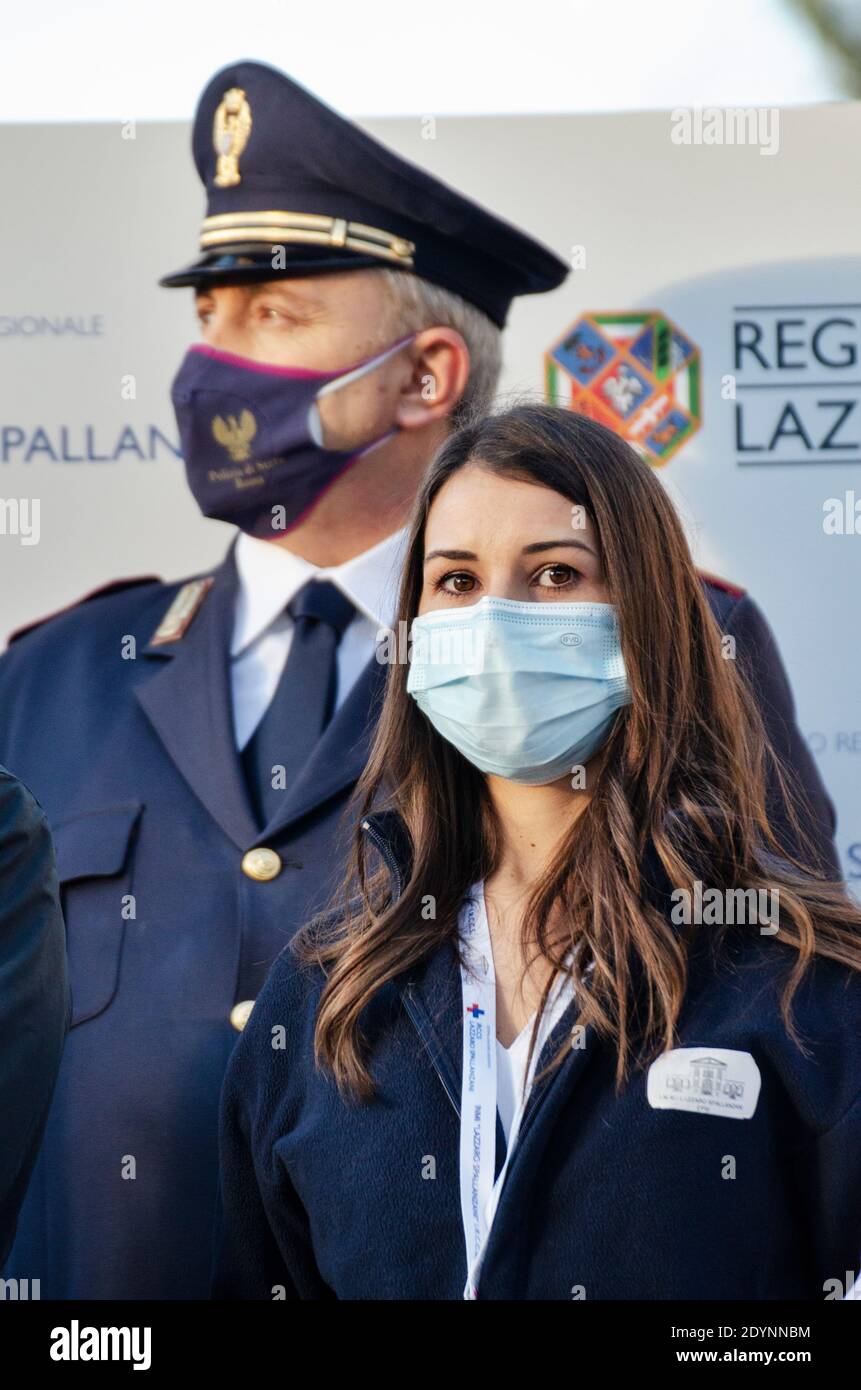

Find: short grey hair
376;268;503;429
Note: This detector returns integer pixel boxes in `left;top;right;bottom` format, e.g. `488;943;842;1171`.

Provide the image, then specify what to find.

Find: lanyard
458;884;572;1301
458;889;497;1299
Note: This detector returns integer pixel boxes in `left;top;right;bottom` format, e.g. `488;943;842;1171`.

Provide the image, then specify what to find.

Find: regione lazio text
1;16;860;1359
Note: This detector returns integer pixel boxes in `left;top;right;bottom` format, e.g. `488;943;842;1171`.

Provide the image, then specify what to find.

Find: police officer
0;768;68;1268
0;60;838;1299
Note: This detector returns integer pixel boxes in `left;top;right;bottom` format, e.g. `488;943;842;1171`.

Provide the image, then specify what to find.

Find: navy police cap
160;60;568;327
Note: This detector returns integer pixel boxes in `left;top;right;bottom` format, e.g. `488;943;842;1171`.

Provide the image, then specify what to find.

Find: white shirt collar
231;527;409;657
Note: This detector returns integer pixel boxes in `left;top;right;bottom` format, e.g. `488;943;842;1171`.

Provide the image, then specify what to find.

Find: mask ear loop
307;334;417;447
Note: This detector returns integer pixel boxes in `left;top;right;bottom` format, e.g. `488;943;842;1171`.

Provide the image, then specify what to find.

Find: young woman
214;404;861;1301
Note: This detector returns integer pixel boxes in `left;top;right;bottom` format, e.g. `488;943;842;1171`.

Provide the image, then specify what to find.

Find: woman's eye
438;572;477;595
534;564;579;589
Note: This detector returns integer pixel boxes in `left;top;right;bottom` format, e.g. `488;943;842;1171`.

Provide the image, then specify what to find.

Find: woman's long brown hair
297;403;861;1099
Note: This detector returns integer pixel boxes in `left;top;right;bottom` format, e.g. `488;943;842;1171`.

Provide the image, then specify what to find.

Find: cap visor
159;247;390;289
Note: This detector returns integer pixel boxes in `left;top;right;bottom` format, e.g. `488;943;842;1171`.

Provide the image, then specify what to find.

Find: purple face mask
171;334;415;539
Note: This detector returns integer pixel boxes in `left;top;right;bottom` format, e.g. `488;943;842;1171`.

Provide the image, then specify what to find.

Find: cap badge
213;87;252;188
212;410;257;461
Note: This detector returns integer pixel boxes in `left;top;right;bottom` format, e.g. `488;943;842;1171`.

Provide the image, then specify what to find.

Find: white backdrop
1;101;859;883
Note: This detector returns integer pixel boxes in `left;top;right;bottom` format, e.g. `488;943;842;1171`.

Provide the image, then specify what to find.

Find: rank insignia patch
545;311;702;465
149;577;215;646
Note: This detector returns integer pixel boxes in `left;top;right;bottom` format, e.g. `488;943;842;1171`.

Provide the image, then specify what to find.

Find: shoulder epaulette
697;569;746;600
7;575;162;646
148;576;216;646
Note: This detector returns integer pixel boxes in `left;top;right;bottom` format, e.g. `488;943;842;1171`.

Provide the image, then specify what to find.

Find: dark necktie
241;578;355;827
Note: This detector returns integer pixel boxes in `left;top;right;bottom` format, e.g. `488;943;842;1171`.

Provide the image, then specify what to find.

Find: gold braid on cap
199;210;415;266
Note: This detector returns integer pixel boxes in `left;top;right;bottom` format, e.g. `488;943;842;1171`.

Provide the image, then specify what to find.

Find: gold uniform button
230;999;255;1032
241;847;282;881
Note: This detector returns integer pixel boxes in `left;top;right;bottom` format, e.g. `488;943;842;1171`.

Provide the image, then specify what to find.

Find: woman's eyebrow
424;539;598;564
424;548;478;564
521;539;597;558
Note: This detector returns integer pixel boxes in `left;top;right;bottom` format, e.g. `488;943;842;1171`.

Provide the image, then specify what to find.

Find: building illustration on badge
646;1046;761;1119
665;1055;745;1101
545;311;702;465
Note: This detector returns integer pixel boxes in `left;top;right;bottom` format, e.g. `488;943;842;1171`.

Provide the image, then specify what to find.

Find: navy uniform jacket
0;547;839;1298
214;812;861;1301
0;769;68;1267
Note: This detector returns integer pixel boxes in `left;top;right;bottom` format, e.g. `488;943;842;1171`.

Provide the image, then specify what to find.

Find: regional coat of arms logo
545;311;702;465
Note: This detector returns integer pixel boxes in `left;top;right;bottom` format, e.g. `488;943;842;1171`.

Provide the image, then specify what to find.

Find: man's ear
394;327;471;431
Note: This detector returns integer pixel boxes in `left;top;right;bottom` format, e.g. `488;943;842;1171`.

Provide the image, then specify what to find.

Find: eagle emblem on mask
212;410;257;462
213;87;252;187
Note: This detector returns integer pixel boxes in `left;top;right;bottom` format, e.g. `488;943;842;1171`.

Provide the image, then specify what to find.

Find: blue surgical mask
406;597;631;785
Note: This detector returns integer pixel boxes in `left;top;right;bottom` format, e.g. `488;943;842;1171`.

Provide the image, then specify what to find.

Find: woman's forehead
425;466;595;546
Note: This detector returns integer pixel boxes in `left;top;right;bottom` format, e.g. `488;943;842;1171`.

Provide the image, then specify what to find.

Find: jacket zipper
361;815;597;1246
401;986;461;1119
514;1011;584;1152
360;818;402;899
